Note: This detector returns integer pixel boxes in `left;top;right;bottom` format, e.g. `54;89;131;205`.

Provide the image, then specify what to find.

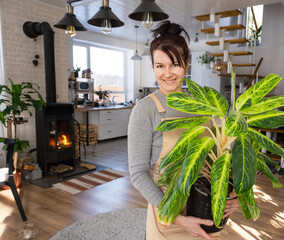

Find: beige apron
146;94;220;240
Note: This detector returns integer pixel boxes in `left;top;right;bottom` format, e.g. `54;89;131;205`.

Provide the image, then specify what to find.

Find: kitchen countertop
75;104;133;112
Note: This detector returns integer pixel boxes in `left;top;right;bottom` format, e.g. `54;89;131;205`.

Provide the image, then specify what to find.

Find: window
246;5;263;45
73;42;126;103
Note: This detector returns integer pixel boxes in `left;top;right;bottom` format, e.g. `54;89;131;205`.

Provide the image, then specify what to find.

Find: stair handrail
246;57;263;90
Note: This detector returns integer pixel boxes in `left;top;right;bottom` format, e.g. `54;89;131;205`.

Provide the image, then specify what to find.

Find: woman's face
153;50;188;96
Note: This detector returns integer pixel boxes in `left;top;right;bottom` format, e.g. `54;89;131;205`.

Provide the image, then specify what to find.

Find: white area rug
52;168;127;194
51;208;147;240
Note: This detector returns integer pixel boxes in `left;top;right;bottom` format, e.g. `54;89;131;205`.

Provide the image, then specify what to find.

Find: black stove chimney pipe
23;21;57;103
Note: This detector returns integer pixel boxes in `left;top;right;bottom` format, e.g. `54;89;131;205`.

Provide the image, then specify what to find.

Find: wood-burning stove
36;103;75;176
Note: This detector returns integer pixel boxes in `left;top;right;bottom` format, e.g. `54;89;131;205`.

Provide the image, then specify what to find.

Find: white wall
255;3;284;95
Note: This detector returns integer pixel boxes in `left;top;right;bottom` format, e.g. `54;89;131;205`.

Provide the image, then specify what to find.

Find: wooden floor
0;137;283;240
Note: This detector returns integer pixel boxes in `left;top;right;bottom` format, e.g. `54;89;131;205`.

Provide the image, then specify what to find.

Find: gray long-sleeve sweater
128;90;193;207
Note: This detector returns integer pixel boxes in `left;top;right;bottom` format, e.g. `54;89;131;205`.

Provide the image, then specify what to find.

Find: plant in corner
197;52;215;69
155;61;283;232
0;78;45;170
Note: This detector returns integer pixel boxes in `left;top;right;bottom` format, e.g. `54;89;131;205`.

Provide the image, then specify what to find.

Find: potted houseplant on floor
0;78;45;186
156;62;283;232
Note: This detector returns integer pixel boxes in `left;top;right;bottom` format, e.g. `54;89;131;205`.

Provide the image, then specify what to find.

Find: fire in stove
57;134;72;149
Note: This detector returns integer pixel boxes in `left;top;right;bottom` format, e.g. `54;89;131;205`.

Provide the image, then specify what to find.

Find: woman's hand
223;192;240;219
174;215;219;240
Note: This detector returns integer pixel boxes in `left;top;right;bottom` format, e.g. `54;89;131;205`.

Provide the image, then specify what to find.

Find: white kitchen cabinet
75;107;132;141
141;56;156;87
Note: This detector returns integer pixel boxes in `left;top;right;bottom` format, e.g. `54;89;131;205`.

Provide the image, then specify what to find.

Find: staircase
195;8;263;102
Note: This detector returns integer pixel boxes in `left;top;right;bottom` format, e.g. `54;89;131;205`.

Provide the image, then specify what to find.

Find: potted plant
155;62;283;232
0;78;45;185
197;52;215;69
248;25;262;47
73;65;81;78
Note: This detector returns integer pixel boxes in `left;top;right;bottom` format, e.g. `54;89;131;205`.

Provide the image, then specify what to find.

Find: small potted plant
73;65;81;78
0;78;45;186
248;25;262;47
197;52;215;69
155;62;283;232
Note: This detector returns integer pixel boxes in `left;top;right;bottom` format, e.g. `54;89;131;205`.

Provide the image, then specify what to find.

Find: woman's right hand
174;215;219;240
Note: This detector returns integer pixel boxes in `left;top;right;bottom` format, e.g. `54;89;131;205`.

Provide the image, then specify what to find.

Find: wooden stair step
252;127;284;134
263;153;281;161
211;51;253;57
195;10;242;21
206;38;249;46
201;24;245;34
232;63;256;67
218;74;265;78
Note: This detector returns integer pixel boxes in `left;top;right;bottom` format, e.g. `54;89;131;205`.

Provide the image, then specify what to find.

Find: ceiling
34;0;284;43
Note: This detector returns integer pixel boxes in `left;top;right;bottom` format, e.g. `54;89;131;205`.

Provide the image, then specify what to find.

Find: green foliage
0;78;45;153
73;65;81;72
196;52;215;65
156;71;284;228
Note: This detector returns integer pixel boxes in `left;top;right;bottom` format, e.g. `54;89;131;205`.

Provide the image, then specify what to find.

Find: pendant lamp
128;0;169;29
194;33;199;43
87;0;124;35
131;26;142;60
54;1;87;37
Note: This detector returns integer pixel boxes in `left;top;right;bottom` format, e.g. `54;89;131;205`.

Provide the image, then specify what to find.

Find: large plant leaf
247;110;284;128
185;78;211;105
156;116;210;132
257;155;283;188
211;153;232;227
225;110;248;137
159;126;205;172
236;74;282;112
157;169;188;226
167;92;222;116
248;127;284;157
250;137;262;154
157;157;184;186
177;137;215;196
238;187;260;220
232;134;257;194
238;95;284;115
257;152;281;170
204;86;229;118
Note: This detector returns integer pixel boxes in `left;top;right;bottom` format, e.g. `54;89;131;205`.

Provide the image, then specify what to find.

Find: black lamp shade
54;13;87;31
87;6;124;27
128;0;169;21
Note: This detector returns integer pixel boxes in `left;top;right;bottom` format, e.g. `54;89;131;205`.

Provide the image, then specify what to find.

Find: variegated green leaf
185;78;211;105
238;95;284;115
232;134;257;194
177;137;215;195
257;155;282;188
211;153;232;226
236;74;282;112
158;169;188;226
159;126;205;172
204;86;229;118
250;137;262;154
247;110;284;128
225;110;248;137
157;157;184;186
167;92;222;116
248;127;284;157
156;116;210;132
257;152;281;171
238;187;260;221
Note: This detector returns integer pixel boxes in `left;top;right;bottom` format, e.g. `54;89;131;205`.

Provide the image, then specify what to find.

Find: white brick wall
0;0;69;152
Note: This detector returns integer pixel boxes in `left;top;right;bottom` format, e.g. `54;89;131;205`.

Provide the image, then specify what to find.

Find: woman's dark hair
150;21;190;69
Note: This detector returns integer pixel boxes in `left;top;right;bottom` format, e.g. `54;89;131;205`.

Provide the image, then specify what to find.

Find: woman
128;21;239;240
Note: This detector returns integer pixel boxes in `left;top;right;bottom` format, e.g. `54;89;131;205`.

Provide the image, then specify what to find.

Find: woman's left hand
223;192;240;219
